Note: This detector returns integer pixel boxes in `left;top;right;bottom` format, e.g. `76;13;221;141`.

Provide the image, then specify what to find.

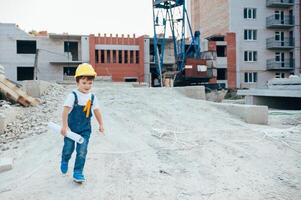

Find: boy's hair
76;76;95;83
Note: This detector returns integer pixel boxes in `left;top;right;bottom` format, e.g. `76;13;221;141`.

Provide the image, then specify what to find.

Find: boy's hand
61;126;68;136
99;125;105;134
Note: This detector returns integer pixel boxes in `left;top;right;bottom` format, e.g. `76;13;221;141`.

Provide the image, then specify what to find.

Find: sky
0;0;154;36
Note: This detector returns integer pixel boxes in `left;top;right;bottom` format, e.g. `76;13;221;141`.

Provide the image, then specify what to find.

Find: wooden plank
0;81;20;102
0;75;40;106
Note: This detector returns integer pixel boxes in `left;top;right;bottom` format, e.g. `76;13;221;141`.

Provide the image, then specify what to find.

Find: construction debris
0;75;40;107
206;89;227;102
0;100;11;107
0;82;64;149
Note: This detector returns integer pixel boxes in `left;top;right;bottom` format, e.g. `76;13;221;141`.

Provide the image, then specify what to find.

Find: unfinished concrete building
146;37;176;86
201;34;236;89
0;23;89;82
189;0;301;89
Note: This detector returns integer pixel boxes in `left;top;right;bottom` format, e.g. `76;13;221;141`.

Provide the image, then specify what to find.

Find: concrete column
104;49;107;63
226;32;237;89
110;50;113;64
98;50;101;64
133;50;136;64
128;50;131;64
116;50;119;64
89;34;96;67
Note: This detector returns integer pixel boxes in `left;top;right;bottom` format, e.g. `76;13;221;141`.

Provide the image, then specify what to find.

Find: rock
0;158;13;173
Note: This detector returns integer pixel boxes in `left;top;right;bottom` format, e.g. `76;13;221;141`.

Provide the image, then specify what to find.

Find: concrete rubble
0;82;64;152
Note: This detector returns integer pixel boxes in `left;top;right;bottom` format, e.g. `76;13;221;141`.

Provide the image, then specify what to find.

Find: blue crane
152;0;201;86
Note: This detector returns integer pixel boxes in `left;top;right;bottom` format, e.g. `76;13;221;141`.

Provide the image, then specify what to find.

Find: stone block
174;86;206;100
213;103;268;125
0;158;13;173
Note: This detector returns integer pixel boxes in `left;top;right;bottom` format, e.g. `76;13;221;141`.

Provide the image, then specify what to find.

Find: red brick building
89;34;145;82
206;33;237;89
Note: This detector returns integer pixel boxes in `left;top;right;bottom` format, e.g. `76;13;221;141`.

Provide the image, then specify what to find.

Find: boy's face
77;78;93;94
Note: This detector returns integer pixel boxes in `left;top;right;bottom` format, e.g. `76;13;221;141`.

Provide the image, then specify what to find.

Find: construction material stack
0;65;39;107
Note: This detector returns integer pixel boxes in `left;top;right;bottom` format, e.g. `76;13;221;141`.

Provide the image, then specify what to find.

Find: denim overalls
61;91;94;176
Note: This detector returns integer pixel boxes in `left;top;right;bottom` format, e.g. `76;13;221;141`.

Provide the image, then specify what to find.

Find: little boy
60;63;104;183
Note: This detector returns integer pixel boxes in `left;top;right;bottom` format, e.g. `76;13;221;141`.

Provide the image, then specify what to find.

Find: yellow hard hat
74;63;97;78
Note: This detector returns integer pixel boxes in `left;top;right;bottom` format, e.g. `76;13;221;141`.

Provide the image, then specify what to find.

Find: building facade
89;34;149;83
0;23;151;84
189;0;300;89
0;23;89;82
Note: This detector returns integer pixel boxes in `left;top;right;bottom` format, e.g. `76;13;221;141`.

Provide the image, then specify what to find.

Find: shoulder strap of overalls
91;94;95;106
72;91;78;105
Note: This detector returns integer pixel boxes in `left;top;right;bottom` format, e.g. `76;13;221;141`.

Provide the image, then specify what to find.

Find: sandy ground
0;82;300;200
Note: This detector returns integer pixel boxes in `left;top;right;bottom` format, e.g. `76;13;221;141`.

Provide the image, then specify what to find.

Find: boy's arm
61;106;71;136
94;108;104;134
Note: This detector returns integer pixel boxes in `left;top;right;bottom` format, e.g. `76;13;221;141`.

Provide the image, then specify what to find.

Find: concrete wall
190;0;230;38
81;36;90;63
0;23;35;81
20;80;52;98
294;1;301;75
174;86;206;100
144;38;151;85
36;37;65;81
216;41;228;69
174;84;268;124
213;102;268;124
229;0;274;88
45;36;82;81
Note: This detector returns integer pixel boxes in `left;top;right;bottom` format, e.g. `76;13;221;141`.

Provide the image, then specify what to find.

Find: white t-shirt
63;89;100;112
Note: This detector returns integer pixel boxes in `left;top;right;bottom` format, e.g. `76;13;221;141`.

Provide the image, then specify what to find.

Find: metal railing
266;15;294;28
266;37;294;49
267;59;295;70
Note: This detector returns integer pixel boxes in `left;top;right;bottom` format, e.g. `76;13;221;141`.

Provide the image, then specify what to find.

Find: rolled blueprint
48;122;84;144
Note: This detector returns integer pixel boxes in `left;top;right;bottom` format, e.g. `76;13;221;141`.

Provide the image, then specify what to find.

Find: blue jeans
61;133;90;174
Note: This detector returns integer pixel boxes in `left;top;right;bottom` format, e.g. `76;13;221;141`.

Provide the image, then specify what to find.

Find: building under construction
189;0;301;89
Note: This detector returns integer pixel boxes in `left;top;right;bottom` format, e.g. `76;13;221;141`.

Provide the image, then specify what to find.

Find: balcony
266;15;294;29
267;59;295;70
266;0;294;8
266;37;294;49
